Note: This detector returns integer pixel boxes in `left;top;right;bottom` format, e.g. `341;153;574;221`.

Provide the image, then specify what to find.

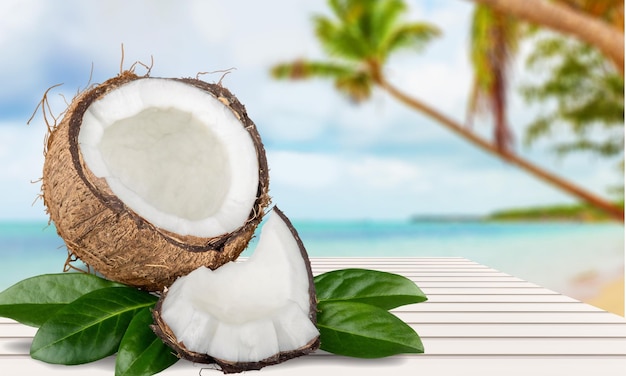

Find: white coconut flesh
77;78;259;237
159;209;319;363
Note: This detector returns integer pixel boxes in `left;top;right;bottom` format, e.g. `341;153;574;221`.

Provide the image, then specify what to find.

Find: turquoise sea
0;220;623;301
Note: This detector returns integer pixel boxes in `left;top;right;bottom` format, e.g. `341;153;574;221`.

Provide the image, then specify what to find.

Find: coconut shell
41;71;270;291
151;207;320;374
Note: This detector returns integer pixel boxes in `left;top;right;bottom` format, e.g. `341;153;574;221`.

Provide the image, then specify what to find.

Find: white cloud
0;1;50;100
0;0;619;220
0;0;42;45
188;0;232;44
0;124;47;219
395;54;472;115
225;1;325;68
252;81;338;143
268;150;427;192
268;150;341;190
260;112;328;143
386;1;474;118
266;145;615;219
347;156;425;190
266;150;435;218
266;155;393;218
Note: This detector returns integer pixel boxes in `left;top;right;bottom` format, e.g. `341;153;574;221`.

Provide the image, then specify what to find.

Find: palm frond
334;70;374;103
314;0;438;64
349;0;402;54
327;0;357;23
270;59;373;103
314;14;370;61
274;0;437;104
370;0;407;47
271;60;357;80
521;34;624;160
382;23;441;59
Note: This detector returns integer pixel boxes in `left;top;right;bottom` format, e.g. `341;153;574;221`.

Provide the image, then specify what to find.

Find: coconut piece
152;207;320;374
42;71;270;291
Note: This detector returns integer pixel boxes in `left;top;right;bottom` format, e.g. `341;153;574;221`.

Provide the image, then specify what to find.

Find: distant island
486;202;623;222
409;215;484;222
411;202;623;223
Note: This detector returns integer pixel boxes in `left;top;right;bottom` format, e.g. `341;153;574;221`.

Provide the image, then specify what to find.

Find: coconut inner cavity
99;107;229;221
78;79;259;238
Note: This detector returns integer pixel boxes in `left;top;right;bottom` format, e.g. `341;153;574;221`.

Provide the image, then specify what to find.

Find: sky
0;0;621;220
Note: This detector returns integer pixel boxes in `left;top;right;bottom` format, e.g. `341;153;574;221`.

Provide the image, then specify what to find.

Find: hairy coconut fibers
40;74;270;291
0;220;622;298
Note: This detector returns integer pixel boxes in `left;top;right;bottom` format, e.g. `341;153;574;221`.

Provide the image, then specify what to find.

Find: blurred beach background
1;219;623;314
0;0;623;315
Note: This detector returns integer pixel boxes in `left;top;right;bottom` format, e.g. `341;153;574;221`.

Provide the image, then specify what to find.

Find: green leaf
0;273;125;327
30;286;157;365
115;307;179;376
317;301;423;358
314;268;427;310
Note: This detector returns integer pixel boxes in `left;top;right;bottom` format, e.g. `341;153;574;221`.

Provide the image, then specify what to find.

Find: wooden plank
394;311;626;324
4;320;624;339
2;335;626;357
0;338;30;356
312;265;494;271
401;281;542;288
1;257;624;376
311;257;485;263
413;323;626;337
400;276;526;281
417;337;626;355
425;294;582;303
4;335;623;356
393;301;606;312
0;355;625;376
312;261;492;267
382;272;516;277
0;323;36;337
308;257;470;262
420;287;557;295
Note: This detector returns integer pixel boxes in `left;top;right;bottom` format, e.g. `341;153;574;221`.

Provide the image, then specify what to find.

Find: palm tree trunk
378;77;624;221
469;0;624;75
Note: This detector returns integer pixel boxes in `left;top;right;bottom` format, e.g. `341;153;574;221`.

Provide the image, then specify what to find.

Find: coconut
152;207;320;373
41;71;270;291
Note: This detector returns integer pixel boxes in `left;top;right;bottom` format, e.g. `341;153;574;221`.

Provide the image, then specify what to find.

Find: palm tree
271;0;624;221
467;0;623;155
465;0;624;212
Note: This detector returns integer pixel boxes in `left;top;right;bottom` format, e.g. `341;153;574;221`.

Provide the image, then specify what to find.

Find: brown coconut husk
41;71;270;291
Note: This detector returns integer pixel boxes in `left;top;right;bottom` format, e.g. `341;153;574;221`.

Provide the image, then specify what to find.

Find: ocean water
0;220;623;300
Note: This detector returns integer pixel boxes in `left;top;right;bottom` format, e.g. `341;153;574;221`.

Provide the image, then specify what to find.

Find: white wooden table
2;257;625;375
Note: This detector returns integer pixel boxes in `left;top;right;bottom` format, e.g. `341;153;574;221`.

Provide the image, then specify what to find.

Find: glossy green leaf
314;268;427;310
0;273;124;327
30;287;157;365
115;307;179;376
317;301;423;358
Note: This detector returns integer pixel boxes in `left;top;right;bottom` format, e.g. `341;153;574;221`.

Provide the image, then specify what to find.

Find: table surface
1;257;625;375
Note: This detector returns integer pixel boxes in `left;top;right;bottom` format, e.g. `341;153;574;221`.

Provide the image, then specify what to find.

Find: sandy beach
584;274;625;316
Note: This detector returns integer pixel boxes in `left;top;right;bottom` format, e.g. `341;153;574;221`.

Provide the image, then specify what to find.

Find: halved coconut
152;207;320;373
42;71;270;291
